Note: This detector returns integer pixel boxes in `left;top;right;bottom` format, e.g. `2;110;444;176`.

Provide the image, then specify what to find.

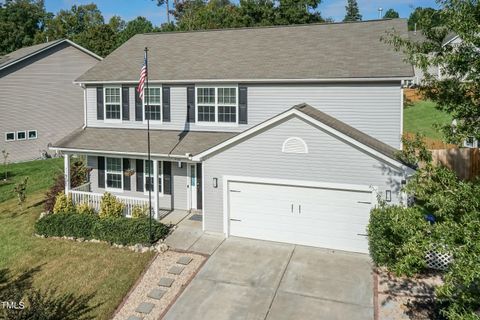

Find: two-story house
52;19;414;254
0;39;101;162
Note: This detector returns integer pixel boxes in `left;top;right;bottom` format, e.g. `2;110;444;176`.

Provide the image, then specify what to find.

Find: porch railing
70;190;150;218
72;182;91;192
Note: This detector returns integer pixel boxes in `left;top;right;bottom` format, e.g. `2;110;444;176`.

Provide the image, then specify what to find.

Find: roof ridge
139;18;406;37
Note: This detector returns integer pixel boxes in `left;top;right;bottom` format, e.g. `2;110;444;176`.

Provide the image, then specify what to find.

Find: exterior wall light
385;190;392;202
213;178;218;188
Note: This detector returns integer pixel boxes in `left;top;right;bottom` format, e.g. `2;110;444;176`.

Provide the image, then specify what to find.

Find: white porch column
64;154;71;195
153;159;159;220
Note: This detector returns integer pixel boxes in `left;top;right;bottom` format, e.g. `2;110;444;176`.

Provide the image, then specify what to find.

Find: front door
189;164;197;210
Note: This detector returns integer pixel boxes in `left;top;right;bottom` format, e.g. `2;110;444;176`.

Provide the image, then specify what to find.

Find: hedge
35;213;170;245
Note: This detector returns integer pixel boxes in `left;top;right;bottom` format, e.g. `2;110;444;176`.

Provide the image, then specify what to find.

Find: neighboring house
52;19;415;254
0;39;102;162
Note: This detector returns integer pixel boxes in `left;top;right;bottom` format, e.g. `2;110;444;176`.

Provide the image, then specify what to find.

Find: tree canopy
343;0;362;22
388;0;480;144
383;8;399;19
407;7;442;31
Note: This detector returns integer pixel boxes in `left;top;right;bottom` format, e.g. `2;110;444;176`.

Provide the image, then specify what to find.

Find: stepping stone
135;302;155;314
177;256;193;265
168;265;185;275
127;316;143;320
148;288;166;300
158;277;175;287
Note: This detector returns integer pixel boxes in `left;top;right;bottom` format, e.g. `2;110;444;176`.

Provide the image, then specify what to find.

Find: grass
404;100;452;140
0;159;155;319
0;158;63;203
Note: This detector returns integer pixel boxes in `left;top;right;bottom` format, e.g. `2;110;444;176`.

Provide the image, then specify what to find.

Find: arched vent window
282;137;308;154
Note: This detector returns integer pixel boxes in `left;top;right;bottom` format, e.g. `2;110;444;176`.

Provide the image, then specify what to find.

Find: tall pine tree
343;0;361;22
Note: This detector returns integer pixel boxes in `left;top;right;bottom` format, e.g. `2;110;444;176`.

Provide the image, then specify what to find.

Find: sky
44;0;440;26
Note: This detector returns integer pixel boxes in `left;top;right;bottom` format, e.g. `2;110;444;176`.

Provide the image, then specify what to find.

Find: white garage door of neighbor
227;181;374;253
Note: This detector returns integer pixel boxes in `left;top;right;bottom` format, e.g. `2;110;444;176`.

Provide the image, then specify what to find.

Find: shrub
131;205;148;219
44;159;90;212
13;177;28;207
99;193;125;219
76;203;95;215
368;204;431;276
53;193;75;214
35;213;169;245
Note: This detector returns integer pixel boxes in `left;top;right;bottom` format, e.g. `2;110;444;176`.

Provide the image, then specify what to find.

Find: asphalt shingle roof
77;19;413;82
0;40;64;70
52;128;238;157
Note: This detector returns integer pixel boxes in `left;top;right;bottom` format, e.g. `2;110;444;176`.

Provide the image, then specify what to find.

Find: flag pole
144;47;153;244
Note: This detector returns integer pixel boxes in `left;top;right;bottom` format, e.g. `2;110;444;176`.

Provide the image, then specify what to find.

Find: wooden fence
431;148;480;180
404;88;424;103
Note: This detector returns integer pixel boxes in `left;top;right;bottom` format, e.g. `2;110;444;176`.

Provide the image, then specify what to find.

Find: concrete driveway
164;237;374;320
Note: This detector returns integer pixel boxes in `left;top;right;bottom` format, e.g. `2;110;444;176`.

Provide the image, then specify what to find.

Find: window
5;132;14;141
17;131;26;140
105;87;121;120
464;137;477;148
196;87;237;124
106;157;122;189
28;130;37;140
144;87;162;121
143;160;172;195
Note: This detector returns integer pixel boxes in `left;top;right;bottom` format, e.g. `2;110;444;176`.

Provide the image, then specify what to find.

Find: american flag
137;52;147;100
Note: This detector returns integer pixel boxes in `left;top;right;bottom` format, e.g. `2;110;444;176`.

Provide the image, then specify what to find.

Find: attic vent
282;137;308;154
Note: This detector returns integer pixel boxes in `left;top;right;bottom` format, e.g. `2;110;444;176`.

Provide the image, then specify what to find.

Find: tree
407;7;441;31
343;0;361;22
274;0;323;25
386;0;480;144
1;150;9;181
383;8;399;19
117;16;155;46
0;0;47;55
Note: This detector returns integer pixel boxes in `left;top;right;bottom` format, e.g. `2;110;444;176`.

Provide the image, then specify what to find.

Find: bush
76;203;95;215
53;193;75;214
35;213;170;245
131;205;148;219
99;193;125;219
368;204;431;276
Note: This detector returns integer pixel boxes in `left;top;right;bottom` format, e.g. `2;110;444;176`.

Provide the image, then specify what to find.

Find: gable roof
50;127;237;158
193;103;408;170
0;39;102;72
76;19;413;83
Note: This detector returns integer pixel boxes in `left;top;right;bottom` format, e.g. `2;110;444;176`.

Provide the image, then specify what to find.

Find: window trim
105;157;123;192
143;160;164;196
16;131;26;141
104;86;122;123
5;132;15;142
27;130;37;140
195;85;239;126
142;86;163;123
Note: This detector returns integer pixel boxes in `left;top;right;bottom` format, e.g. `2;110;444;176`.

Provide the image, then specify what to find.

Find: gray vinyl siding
87;156;188;210
0;43;99;162
203;116;407;233
85;82;402;148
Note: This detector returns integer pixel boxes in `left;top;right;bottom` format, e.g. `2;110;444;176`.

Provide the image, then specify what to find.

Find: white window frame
27;130;37;140
104;86;122;123
195;85;239;126
144;160;164;196
5;132;15;142
142;86;162;123
105;157;123;192
16;131;26;141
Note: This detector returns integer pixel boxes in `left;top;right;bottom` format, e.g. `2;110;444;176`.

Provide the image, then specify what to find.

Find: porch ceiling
52;127;237;157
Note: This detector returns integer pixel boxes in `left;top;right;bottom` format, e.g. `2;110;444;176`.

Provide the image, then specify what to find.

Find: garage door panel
227;181;372;253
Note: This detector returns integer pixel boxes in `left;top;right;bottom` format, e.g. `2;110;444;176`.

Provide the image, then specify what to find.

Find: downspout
81;84;87;129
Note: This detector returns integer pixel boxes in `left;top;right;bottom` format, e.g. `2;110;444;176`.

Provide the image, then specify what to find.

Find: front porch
63;153;203;220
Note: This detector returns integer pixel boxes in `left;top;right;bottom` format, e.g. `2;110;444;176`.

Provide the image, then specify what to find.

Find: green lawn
403;100;452;140
0;158;63;203
0;159;155;319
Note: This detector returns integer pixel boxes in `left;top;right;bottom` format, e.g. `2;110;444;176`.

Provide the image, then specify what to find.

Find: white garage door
227;181;374;253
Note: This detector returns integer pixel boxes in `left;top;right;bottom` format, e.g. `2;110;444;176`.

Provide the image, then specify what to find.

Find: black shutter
135;88;143;121
123;158;131;191
239;86;248;124
122;86;130;120
187;86;195;123
96;86;104;120
163;86;171;122
98;156;105;188
164;161;172;195
136;159;144;192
